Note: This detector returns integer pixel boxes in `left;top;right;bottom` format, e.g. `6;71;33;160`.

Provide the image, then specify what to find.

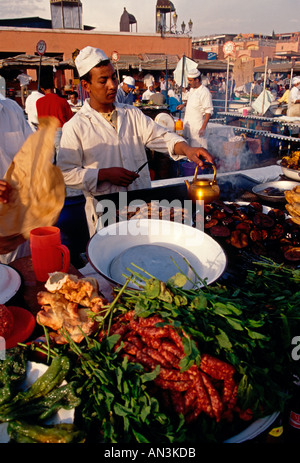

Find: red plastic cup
30;226;70;282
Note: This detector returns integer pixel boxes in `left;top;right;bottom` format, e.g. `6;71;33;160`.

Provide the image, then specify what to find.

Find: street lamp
172;11;178;30
181;21;186;34
188;19;193;33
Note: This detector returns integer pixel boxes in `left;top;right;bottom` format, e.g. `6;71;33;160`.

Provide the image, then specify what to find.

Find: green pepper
0;349;27;406
19;356;71;402
0;355;71;422
7;420;86;443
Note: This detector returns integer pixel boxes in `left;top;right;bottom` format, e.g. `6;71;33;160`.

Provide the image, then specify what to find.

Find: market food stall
1;157;300;445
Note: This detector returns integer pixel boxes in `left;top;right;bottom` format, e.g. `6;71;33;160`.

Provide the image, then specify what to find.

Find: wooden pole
38;55;42;92
225;56;230;112
290;67;294;90
261;57;268;115
179;53;186;118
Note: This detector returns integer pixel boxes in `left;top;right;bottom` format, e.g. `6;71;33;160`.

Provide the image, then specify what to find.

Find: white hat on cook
292;76;300;85
187;68;200;79
123;76;135;88
75;46;109;77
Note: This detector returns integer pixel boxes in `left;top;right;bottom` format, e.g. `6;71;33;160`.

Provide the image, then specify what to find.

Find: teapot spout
184;179;190;190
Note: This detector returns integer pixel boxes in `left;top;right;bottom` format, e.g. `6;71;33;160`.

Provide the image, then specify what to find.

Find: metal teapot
185;162;220;204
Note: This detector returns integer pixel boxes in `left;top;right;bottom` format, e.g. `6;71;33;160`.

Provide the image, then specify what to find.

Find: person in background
0;96;32;172
0;97;33;263
115;76;136;105
252;78;263;97
287;76;300;117
160;75;167;98
68;91;82;112
36;71;73;158
142;84;155;102
176;68;213;149
25;88;44;130
277;84;290;105
16;70;32;107
151;87;166;106
57;46;214;235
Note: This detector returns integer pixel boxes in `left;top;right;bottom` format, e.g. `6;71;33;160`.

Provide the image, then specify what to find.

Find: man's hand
0;180;12;204
98;167;139;187
176;103;185;111
174;142;214;166
198;127;206;138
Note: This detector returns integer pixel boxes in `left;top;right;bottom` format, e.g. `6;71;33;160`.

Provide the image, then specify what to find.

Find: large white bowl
87;219;227;289
281;163;300;182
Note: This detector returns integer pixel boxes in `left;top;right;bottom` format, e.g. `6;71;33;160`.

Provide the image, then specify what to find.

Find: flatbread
0;117;65;254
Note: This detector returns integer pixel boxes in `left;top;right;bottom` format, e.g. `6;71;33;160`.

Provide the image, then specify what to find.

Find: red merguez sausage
183;388;198;413
154;378;192;392
200;371;223;422
160;340;184;359
142;336;162;350
167;328;185;355
223;380;238;409
143;347;173;368
131;315;164;328
123;333;145;350
122;341;138;356
158;368;191;382
200;354;235;379
159;346;181;369
136;350;159;370
188;365;213;418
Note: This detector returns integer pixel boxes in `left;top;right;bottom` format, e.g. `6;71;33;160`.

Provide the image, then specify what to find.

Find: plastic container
175;118;184;136
29;226;70;282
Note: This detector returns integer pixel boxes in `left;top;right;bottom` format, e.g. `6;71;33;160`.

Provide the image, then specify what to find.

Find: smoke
207;124;261;173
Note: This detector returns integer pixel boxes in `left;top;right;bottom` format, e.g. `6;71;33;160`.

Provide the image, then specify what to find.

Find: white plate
280;164;300;182
87;219;227;289
0;264;21;304
154;113;175;131
0;361;74;443
224;411;280;443
252;180;300;203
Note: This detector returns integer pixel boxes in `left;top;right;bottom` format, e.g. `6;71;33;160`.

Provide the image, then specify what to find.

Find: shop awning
0;54;62;69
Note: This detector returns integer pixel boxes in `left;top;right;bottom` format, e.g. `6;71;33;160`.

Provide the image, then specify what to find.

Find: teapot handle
194;162;217;183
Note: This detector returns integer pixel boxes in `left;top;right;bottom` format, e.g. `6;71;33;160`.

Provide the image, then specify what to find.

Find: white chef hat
292;76;300;86
187;68;201;79
123;76;135;88
75;46;109;77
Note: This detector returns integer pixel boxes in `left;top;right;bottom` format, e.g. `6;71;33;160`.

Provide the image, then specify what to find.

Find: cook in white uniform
57;47;214;235
142;85;155;102
25;89;44;130
177;69;213;149
287;76;300;117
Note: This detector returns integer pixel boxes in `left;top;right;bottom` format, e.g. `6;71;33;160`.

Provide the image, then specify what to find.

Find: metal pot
185;163;220;204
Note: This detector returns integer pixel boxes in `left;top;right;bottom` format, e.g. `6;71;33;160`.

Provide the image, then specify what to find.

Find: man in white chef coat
287;76;300;117
176;69;213;149
57;47;214;234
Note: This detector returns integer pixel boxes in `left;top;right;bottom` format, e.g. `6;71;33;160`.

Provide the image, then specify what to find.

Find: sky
0;0;299;37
